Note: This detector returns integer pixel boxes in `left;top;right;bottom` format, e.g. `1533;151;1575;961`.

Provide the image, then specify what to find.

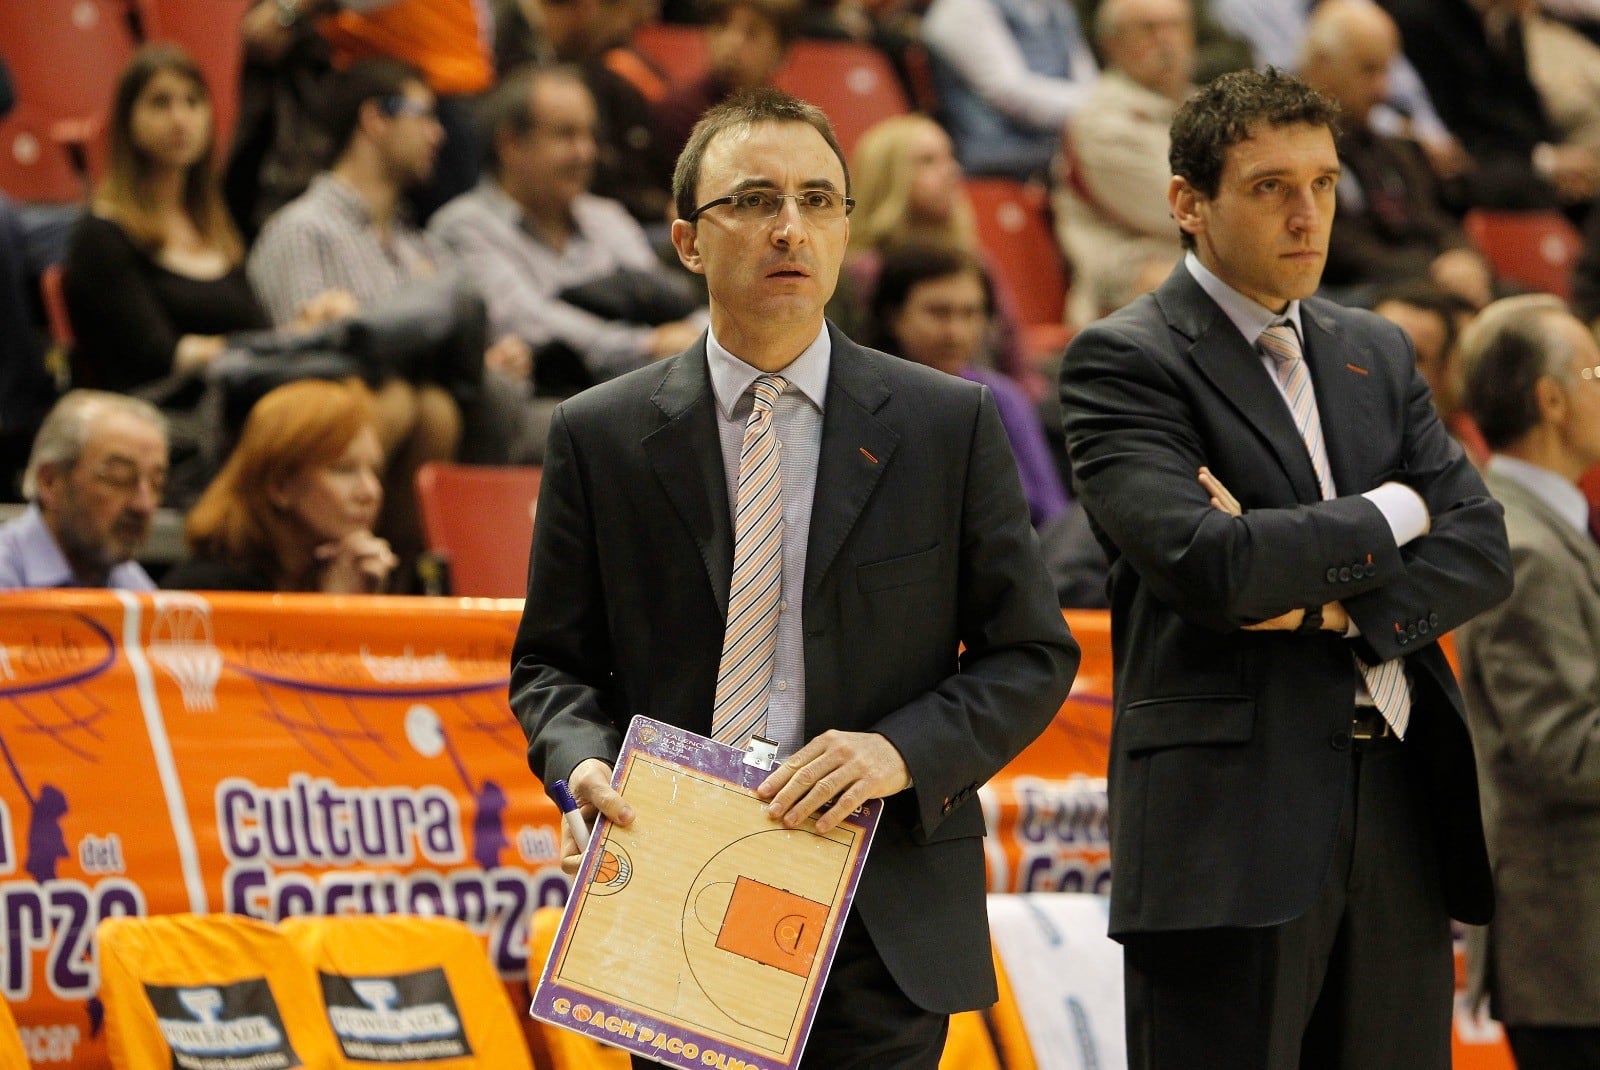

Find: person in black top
64;45;275;401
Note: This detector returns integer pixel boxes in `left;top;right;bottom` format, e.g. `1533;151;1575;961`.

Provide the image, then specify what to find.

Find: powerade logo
320;967;471;1062
144;980;300;1070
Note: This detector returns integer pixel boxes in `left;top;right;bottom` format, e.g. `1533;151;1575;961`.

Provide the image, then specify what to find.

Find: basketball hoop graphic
148;594;222;712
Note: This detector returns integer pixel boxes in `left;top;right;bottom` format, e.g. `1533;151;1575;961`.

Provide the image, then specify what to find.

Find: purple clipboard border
530;715;883;1070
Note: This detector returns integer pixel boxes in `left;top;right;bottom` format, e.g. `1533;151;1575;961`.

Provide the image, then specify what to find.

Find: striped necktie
712;374;788;746
1261;323;1411;738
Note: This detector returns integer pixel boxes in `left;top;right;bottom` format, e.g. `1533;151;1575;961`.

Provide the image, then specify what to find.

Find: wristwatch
1296;604;1324;634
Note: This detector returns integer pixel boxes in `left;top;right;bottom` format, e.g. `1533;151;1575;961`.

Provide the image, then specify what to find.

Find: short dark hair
1372;279;1476;358
672;88;849;222
1460;295;1574;450
478;64;589;176
325;58;427;160
866;243;993;354
702;0;805;47
1169;67;1340;248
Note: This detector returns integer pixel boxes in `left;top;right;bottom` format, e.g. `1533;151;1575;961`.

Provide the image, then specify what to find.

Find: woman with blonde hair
845;113;1033;387
163;380;397;594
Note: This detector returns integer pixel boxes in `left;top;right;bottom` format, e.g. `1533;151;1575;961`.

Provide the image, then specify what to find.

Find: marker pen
550;779;592;850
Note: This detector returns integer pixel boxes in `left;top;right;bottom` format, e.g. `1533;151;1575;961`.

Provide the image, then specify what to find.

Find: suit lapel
805;328;900;599
1301;302;1379;496
642;343;734;616
1160;270;1323;503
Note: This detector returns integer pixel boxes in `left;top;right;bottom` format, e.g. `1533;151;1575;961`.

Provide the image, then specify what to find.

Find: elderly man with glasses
509;88;1079;1068
0;391;169;590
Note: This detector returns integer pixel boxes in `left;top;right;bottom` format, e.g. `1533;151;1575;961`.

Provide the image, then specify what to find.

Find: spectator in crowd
1373;281;1489;464
921;0;1099;179
227;0;341;241
248;59;503;564
1379;0;1600;213
1456;295;1600;1070
63;44;274;501
528;0;677;223
867;244;1069;526
0;392;167;591
846;114;1033;386
655;0;803;166
312;0;497;220
1206;0;1470;184
1076;0;1253;84
0;198;57;501
1299;0;1495;308
1053;0;1191;328
0;56;62;497
430;66;704;412
163;379;396;593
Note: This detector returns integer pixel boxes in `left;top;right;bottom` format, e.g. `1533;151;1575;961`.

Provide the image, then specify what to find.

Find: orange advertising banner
0;594;1511;1069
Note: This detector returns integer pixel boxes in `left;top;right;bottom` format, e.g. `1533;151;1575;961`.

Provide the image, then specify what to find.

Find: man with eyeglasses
510;89;1079;1067
1456;295;1600;1070
0;391;168;591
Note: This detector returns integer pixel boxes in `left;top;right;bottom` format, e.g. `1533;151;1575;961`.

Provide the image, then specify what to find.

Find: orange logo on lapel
1346;363;1369;376
858;447;879;464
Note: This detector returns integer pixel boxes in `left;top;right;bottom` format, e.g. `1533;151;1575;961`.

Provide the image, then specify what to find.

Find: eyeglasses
86;459;166;500
379;96;437;121
686;188;855;224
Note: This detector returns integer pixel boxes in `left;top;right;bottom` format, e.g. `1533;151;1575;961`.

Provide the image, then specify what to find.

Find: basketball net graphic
148;594;222;712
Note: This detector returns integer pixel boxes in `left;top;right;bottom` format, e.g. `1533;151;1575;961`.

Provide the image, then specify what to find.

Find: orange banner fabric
0;594;1511;1068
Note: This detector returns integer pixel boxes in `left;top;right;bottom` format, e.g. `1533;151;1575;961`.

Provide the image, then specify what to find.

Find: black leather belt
1351;708;1395;741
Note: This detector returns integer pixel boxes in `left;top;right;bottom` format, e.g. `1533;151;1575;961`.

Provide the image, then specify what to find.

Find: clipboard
530;716;883;1070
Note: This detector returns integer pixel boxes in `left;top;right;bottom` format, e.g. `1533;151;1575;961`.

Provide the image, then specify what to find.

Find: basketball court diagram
533;718;881;1070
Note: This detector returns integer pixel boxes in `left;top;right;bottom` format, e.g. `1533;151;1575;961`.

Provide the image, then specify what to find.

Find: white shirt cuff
1362;481;1429;547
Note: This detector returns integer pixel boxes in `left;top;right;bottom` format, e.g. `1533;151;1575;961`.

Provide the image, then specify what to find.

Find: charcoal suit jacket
510;322;1079;1010
1059;264;1512;939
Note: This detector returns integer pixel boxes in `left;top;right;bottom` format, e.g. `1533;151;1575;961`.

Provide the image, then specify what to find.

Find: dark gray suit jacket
1060;265;1512;939
510;323;1079;1011
1461;469;1600;1026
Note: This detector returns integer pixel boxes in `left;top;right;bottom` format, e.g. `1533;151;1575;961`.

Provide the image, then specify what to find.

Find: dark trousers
633;911;948;1070
1124;736;1454;1070
1507;1026;1600;1069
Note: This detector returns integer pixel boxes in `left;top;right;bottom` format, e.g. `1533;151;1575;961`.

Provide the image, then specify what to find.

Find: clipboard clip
741;735;779;771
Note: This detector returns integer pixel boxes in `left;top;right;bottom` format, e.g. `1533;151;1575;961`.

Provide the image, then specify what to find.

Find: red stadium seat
130;0;253;152
965;177;1071;350
0;0;135;201
414;462;542;598
629;22;710;89
774;40;909;155
1462;209;1583;302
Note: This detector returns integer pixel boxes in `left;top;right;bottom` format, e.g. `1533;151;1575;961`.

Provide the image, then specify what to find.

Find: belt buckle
1351;711;1392;741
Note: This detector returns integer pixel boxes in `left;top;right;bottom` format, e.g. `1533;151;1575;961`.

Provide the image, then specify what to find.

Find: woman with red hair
163;380;396;593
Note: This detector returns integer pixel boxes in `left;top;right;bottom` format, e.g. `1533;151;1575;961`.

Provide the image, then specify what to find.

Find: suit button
1397;632;1409;646
1355;564;1370;579
1429;612;1439;627
1331;730;1351;751
1339;567;1351;582
1418;619;1430;635
1407;626;1419;640
1327;568;1339;583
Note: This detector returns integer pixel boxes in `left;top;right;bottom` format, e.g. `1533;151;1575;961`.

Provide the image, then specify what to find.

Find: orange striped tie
712;375;788;746
1262;324;1411;738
